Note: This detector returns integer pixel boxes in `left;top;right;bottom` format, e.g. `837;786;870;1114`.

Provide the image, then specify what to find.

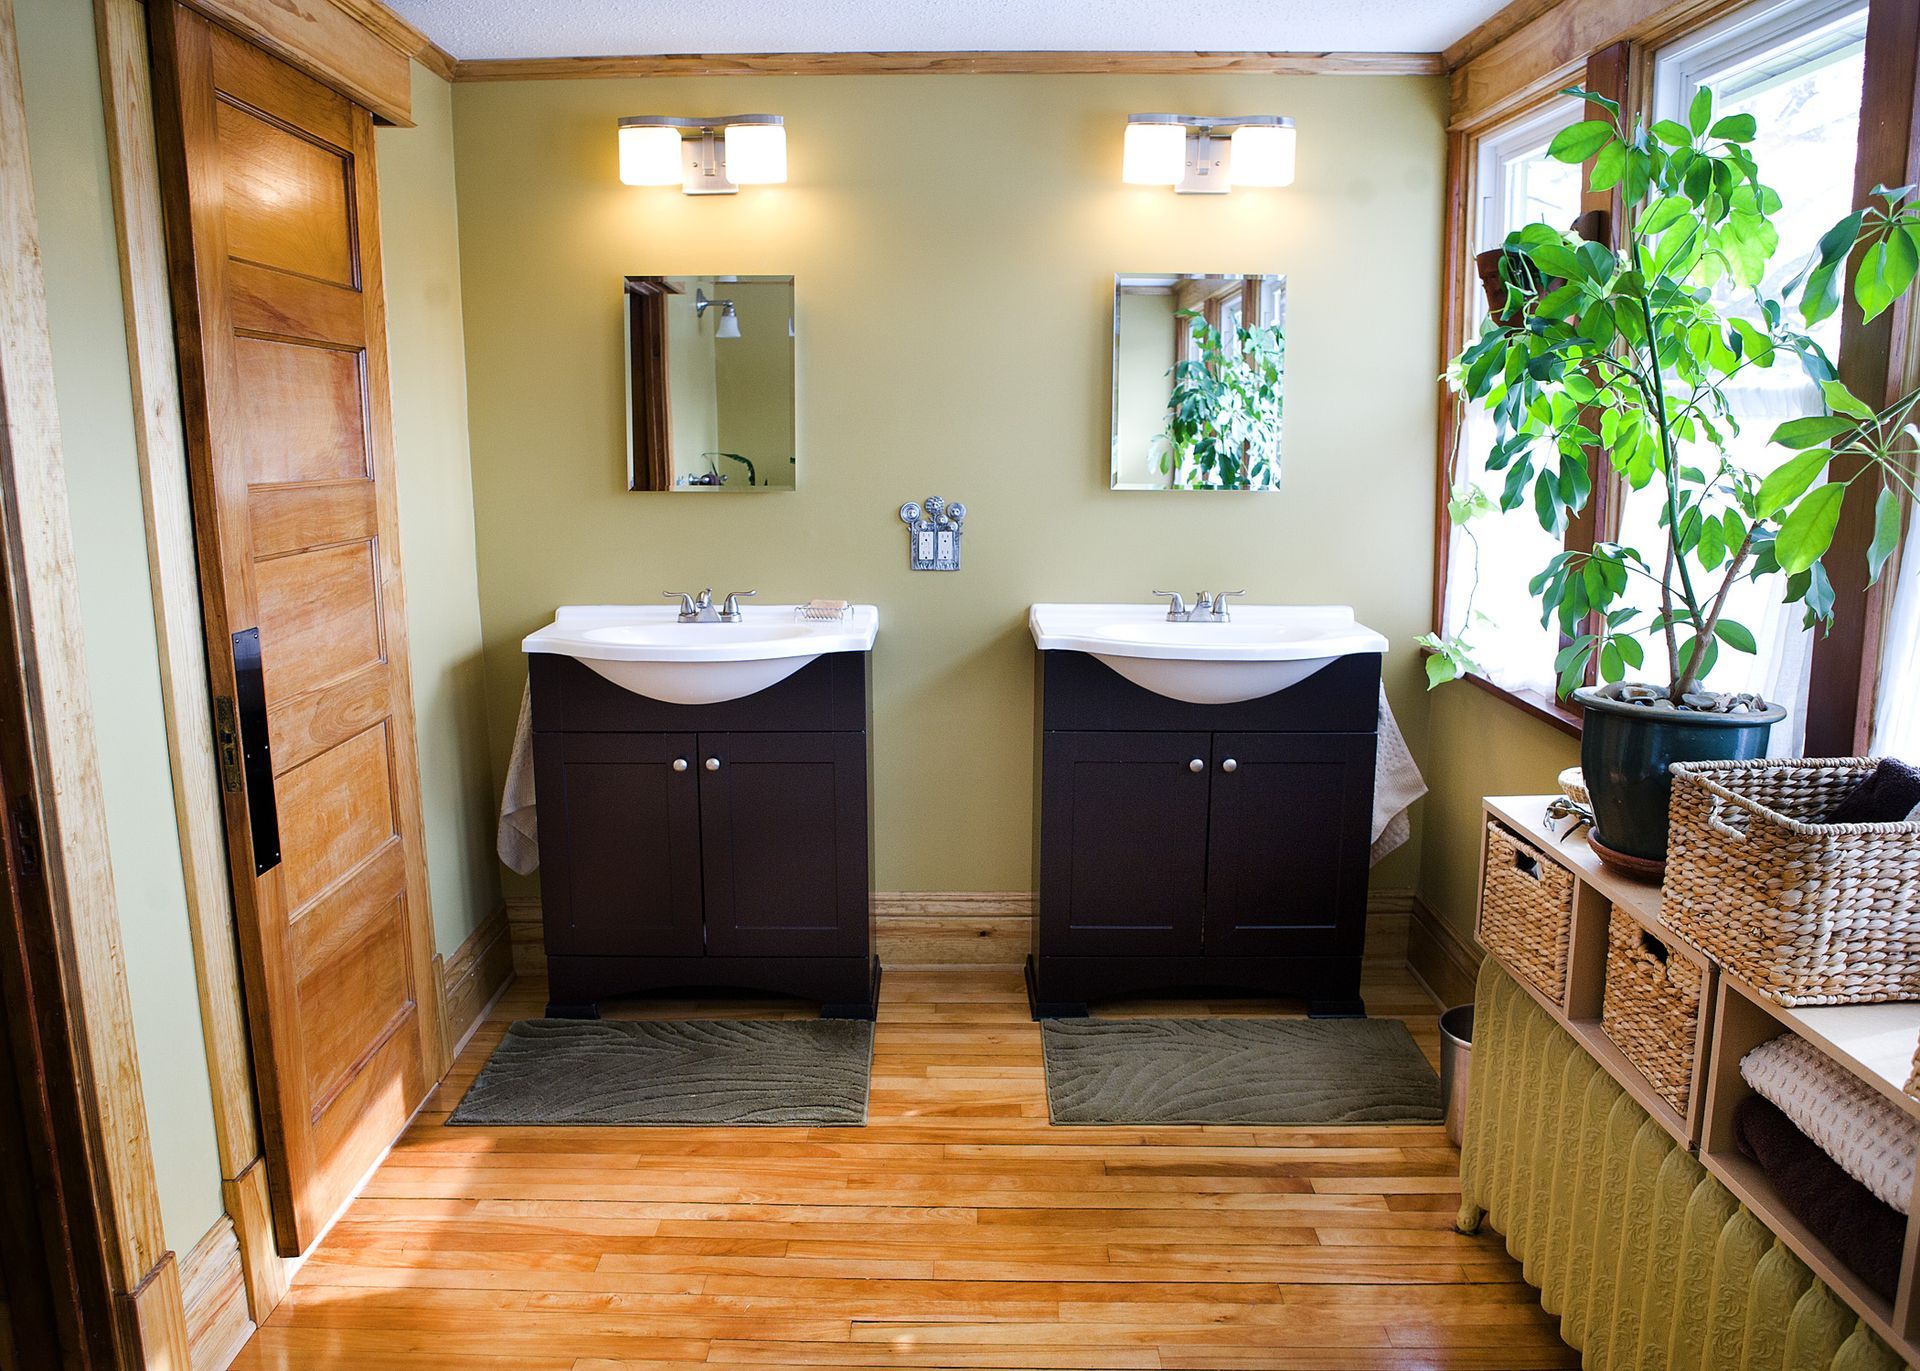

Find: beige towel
1371;685;1426;866
496;680;539;875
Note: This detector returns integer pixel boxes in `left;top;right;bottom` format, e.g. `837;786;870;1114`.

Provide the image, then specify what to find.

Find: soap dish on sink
796;600;852;622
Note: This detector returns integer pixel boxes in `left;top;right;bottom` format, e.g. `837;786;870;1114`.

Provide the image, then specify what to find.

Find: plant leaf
1770;416;1854;448
1708;113;1757;142
1857;225;1920;322
1776;482;1846;573
1547;120;1614;164
1755;449;1829;517
1869;485;1903;584
1714;619;1757;653
1688;86;1713;137
1820;378;1877;420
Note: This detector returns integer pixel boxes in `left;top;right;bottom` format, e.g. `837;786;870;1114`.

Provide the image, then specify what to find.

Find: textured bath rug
1039;1017;1442;1126
449;1018;874;1126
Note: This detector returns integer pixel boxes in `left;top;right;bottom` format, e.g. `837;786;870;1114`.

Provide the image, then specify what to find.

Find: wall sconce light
694;288;742;338
617;114;787;194
1122;114;1295;194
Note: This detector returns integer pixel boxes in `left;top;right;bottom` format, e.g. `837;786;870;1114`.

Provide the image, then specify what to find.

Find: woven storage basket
1479;820;1575;1005
1602;915;1704;1115
1662;757;1920;1006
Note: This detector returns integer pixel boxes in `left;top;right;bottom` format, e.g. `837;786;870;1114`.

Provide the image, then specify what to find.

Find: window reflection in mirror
1111;273;1286;491
625;275;795;491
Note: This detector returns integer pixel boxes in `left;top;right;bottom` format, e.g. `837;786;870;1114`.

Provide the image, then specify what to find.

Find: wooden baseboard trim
179;1215;251;1371
450;50;1447;82
438;908;515;1059
222;1159;288;1327
508;890;1418;973
121;1252;191;1371
1407;894;1482;1011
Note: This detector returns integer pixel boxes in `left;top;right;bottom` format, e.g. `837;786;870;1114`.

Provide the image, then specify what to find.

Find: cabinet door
698;732;868;959
1204;732;1375;958
534;733;704;958
1039;732;1211;958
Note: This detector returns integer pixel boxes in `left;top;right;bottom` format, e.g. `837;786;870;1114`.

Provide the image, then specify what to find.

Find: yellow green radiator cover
1458;958;1909;1370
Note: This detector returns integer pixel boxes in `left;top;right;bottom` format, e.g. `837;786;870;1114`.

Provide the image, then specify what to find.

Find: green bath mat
450;1017;873;1126
1039;1016;1442;1125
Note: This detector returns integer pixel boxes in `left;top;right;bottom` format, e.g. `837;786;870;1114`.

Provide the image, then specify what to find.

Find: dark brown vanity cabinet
530;652;877;1018
1028;651;1380;1018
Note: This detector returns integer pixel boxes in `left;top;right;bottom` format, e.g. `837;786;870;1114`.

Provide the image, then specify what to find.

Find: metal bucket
1439;1004;1474;1147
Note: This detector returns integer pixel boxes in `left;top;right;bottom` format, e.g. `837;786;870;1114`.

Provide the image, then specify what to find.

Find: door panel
149;3;441;1255
699;733;867;959
1038;732;1211;958
1204;732;1375;959
534;733;704;959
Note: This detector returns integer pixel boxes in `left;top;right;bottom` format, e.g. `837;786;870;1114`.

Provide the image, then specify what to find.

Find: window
1618;0;1868;751
1440;99;1585;699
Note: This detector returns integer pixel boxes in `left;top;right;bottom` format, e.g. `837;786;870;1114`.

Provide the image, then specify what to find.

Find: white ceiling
390;0;1508;62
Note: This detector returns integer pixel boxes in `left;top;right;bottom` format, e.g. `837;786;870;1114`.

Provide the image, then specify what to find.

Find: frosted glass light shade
1123;121;1186;185
724;123;787;184
715;304;741;339
1230;123;1296;187
618;124;683;186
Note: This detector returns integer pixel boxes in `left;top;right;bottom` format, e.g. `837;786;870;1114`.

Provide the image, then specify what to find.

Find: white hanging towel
496;680;539;875
1371;684;1426;866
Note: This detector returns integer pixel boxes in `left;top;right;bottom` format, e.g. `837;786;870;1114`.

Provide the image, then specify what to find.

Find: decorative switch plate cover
899;497;965;571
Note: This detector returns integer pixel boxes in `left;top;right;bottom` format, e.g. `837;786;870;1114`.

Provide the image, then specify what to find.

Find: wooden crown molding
449;49;1447;82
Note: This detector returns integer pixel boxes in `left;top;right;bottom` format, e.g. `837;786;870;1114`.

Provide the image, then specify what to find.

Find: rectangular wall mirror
1111;273;1286;491
625;274;795;491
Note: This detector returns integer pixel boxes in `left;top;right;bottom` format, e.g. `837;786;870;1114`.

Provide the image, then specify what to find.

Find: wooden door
698;733;868;959
1203;732;1375;959
534;733;704;959
148;3;442;1255
1037;732;1211;958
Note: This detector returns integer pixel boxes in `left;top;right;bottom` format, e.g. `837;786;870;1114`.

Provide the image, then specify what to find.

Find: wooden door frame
0;0;191;1362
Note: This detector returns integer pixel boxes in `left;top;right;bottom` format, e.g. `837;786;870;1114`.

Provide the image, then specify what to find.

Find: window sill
1459;670;1584;738
1420;645;1585;738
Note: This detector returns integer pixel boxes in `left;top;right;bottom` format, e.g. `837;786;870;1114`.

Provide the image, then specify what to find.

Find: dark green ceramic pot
1572;686;1786;863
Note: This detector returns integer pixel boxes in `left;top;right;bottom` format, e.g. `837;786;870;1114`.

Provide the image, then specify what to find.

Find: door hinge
10;795;40;880
214;695;243;793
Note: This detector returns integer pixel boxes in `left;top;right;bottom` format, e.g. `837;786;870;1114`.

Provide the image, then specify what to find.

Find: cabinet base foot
822;958;882;1021
1307;997;1368;1019
544;1001;601;1020
1024;957;1088;1020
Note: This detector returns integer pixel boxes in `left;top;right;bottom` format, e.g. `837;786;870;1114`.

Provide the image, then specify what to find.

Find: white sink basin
524;605;878;705
1029;603;1387;705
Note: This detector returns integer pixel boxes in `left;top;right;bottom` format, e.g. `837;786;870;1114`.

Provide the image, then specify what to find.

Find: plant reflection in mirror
1155;312;1285;491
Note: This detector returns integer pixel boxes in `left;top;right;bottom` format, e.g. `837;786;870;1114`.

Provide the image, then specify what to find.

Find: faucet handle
721;589;757;619
1216;589;1246;613
1151;590;1188;620
664;591;697;617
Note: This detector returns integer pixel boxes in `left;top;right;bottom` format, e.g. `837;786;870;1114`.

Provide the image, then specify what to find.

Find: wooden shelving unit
1481;795;1708;1149
1479;795;1920;1366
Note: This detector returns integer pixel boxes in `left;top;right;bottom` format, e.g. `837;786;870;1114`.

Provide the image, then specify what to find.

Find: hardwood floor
231;965;1574;1370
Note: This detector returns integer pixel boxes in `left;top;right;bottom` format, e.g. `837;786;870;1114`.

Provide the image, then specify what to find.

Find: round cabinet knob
1189;758;1205;773
705;758;722;772
672;758;689;772
1222;758;1239;773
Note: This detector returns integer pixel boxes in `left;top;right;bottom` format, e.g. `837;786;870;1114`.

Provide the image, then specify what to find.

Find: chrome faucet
666;588;757;623
1153;590;1247;622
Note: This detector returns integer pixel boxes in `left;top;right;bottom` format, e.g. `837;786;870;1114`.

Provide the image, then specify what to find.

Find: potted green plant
1154;312;1285;490
1422;86;1920;869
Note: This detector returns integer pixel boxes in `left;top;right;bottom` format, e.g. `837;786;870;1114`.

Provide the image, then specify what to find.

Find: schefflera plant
1422;85;1920;703
1158;312;1285;491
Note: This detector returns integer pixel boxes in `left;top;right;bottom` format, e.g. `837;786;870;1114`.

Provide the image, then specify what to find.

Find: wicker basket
1662;758;1920;1006
1602;915;1704;1115
1558;767;1590;808
1479;820;1575;1005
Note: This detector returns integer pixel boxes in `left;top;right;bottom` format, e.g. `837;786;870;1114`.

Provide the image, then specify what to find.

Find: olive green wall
450;73;1447;895
377;64;501;957
16;0;225;1248
1416;684;1580;937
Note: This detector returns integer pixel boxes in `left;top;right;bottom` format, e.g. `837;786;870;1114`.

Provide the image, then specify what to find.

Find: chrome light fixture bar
1122;114;1295;194
617;114;787;194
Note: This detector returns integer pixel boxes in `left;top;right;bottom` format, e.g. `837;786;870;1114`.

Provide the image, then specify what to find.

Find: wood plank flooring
231;966;1574;1370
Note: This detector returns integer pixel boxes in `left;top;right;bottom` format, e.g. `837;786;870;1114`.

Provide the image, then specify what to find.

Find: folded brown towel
1734;1093;1904;1302
1825;757;1920;824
